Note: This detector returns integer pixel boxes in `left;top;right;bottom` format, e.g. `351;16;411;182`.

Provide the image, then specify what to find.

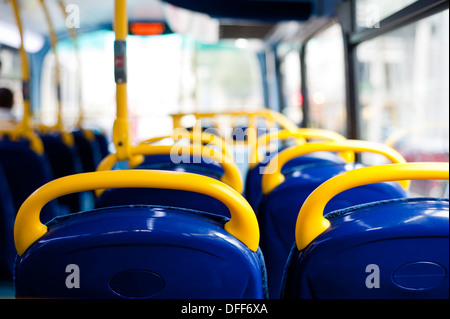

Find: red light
130;22;166;36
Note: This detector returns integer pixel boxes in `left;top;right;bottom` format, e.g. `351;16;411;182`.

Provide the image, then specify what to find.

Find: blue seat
245;151;345;210
256;140;409;298
0;163;15;279
281;163;449;299
14;170;267;299
93;131;110;160
72;129;103;173
260;163;407;298
138;154;224;179
96;154;237;219
40;134;90;214
245;128;352;210
0;138;58;224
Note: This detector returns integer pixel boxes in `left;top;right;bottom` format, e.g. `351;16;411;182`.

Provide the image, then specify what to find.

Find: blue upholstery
258;162;408;298
138;154;224;179
72;130;103;173
40;134;88;214
14;205;267;299
281;198;449;299
0;138;58;224
0;163;15;279
96;154;231;218
245;151;346;210
94;131;110;160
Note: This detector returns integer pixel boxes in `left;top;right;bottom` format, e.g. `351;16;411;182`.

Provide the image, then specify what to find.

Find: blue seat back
96;154;230;217
94;131;110;160
40;134;88;214
138;154;224;179
15;205;267;298
0;163;15;279
245;151;346;210
282;198;449;299
0;139;57;223
258;162;407;298
72;130;103;173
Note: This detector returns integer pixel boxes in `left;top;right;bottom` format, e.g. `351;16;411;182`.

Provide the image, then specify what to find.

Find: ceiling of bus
0;0;167;37
0;0;343;52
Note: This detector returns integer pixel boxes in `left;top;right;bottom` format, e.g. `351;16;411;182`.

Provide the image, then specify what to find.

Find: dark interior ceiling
162;0;315;22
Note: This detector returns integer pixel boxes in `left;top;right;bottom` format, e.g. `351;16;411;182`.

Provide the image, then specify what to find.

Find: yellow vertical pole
58;0;84;128
40;0;63;130
10;0;31;133
112;0;132;161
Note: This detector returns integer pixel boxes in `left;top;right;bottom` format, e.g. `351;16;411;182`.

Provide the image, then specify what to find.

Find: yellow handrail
112;0;132;161
97;144;243;194
261;140;409;195
139;131;233;162
39;0;63;130
14;170;260;256
57;0;84;129
171;110;298;141
249;128;354;168
10;0;31;133
3;0;44;155
295;162;449;251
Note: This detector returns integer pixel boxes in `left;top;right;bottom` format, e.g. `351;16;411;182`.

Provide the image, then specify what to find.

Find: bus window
279;48;303;125
195;40;265;113
41;30;116;132
356;0;418;29
305;23;347;136
40;32;265;142
358;9;449;197
0;46;22;120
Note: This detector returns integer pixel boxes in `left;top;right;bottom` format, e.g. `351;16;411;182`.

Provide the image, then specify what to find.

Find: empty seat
73;129;103;173
281;163;449;299
0;137;58;224
14;170;267;299
95;144;243;218
245;128;353;210
0;163;15;279
40;133;90;214
258;140;409;298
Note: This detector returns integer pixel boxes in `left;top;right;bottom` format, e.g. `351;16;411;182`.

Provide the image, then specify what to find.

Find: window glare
40;31;264;142
306;23;347;136
357;10;449;197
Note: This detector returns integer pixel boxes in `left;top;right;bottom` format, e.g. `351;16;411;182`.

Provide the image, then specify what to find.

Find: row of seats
0;127;109;280
4;114;450;298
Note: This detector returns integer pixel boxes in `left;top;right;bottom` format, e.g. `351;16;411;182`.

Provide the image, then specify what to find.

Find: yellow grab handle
14;170;259;256
0;129;45;155
262;139;408;195
139;131;233;162
296;162;450;251
10;0;32;133
249;128;354;168
97;144;243;194
171;110;298;134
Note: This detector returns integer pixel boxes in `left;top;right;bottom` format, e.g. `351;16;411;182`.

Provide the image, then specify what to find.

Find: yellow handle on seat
14;170;259;256
262;139;408;195
139;131;233;162
33;123;75;147
97;144;243;194
249;128;354;168
0;129;44;155
295;162;449;251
